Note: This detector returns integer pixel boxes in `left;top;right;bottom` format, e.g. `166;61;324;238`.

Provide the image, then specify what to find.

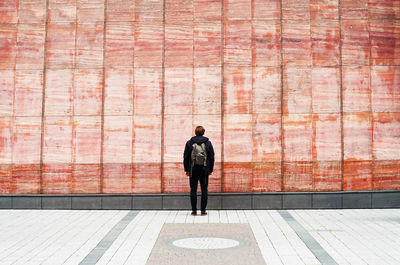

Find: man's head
195;126;205;136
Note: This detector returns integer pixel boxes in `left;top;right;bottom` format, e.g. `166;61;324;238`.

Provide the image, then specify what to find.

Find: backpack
191;142;207;167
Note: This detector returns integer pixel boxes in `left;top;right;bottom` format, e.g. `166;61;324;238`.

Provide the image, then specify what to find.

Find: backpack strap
200;143;207;166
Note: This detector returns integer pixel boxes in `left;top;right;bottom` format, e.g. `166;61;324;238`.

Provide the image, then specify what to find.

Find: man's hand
186;172;189;176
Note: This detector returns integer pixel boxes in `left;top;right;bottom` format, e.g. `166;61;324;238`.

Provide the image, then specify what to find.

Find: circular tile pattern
172;237;240;250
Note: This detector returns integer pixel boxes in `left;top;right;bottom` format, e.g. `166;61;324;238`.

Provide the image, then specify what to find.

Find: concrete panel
283;194;312;209
253;194;282;209
102;196;132;210
372;192;400;208
343;192;372;208
42;196;71;209
162;195;190;210
132;196;162;210
0;197;12;209
312;194;342;209
71;196;102;210
13;197;41;209
202;195;222;210
222;195;252;209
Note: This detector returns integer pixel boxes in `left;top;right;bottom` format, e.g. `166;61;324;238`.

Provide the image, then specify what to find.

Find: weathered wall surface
0;0;399;194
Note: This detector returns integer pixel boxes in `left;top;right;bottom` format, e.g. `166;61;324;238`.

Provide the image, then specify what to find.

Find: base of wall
0;191;399;210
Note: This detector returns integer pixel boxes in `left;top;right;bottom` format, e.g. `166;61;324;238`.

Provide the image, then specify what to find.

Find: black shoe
201;211;207;216
191;211;197;216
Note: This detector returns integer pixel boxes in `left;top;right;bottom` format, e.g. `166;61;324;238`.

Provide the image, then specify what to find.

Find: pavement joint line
79;211;139;265
279;210;338;265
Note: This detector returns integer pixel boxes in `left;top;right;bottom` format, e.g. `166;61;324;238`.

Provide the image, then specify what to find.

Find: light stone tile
205;210;217;223
35;211;110;265
104;211;156;264
296;210;365;264
227;210;240;223
124;211;169;265
96;211;147;265
62;211;127;265
1;210;400;265
219;210;228;223
237;210;248;223
194;214;208;223
324;211;391;264
2;211;86;264
0;211;64;257
165;210;178;223
174;211;187;223
185;211;195;223
246;210;283;265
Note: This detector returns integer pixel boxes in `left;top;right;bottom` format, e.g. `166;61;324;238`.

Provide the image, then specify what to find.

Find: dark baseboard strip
0;191;399;210
279;210;338;265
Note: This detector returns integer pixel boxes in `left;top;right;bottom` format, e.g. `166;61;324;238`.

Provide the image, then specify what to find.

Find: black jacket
183;136;215;173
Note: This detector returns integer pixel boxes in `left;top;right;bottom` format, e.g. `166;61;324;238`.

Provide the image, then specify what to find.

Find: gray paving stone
132;196;162;210
222;195;252;209
72;197;102;210
42;196;71;209
12;197;41;209
253;194;282;209
102;196;131;210
0;196;12;209
283;194;312;209
312;194;342;209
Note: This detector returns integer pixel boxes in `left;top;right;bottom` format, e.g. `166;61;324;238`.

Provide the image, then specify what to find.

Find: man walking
183;126;215;216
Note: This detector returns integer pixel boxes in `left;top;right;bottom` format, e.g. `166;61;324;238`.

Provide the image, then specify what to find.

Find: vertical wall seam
10;0;20;194
100;0;107;193
309;6;314;192
250;0;254;193
39;0;50;194
71;0;78;193
160;0;166;193
368;1;374;191
279;0;284;192
220;0;225;192
192;1;195;140
131;17;136;193
338;0;344;191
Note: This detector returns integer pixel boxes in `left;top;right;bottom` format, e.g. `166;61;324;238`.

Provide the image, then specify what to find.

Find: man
183;126;215;216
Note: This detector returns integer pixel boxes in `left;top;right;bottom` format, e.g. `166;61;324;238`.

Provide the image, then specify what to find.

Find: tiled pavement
0;209;399;265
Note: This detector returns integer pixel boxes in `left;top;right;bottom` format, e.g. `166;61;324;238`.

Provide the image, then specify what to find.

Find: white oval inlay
172;237;240;250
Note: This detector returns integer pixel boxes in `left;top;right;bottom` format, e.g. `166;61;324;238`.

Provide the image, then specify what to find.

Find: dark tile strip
279;210;338;265
79;211;139;265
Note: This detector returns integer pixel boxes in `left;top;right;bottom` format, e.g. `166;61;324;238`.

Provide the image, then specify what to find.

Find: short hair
195;126;205;136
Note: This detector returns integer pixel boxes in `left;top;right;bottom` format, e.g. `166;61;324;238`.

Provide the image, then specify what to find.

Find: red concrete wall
0;0;399;194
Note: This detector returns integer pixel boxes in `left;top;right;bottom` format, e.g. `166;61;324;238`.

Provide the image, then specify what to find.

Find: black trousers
190;165;209;212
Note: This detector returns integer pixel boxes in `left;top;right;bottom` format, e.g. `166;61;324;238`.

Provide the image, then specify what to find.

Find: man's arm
207;141;215;173
183;141;191;172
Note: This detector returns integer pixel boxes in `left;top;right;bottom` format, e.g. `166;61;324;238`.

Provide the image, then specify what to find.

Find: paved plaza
0;209;399;265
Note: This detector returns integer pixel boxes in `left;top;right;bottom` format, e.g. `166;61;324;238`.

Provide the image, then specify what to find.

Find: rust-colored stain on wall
0;0;399;194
